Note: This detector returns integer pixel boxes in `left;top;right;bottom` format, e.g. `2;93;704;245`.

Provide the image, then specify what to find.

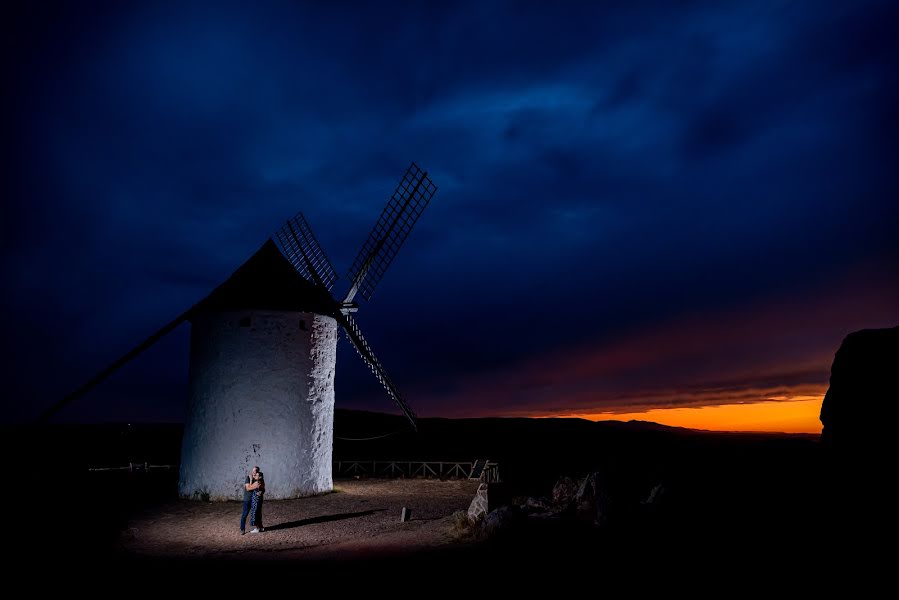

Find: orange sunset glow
557;396;825;433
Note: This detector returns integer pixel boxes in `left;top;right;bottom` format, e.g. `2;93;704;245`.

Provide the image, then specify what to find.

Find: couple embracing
240;466;266;534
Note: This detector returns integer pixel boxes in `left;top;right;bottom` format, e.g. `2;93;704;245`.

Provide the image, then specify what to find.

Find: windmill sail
275;212;339;291
38;310;192;422
336;312;418;431
344;163;437;303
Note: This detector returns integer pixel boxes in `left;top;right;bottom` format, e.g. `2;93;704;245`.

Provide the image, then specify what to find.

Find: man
240;466;261;535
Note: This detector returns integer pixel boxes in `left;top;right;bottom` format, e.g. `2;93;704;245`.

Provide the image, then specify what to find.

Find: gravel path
120;479;480;562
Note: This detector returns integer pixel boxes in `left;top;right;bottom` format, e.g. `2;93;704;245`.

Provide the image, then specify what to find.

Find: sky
2;1;897;431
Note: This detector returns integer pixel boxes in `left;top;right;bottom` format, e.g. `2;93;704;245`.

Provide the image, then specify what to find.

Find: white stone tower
178;241;339;500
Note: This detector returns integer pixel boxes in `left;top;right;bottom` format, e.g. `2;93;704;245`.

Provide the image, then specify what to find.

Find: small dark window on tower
299;319;308;331
239;316;251;328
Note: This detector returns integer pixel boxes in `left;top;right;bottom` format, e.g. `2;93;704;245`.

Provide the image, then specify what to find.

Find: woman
249;470;265;533
240;465;260;535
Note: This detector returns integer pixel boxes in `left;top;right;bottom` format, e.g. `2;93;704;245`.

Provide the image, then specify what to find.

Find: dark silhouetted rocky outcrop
820;326;899;454
819;326;898;544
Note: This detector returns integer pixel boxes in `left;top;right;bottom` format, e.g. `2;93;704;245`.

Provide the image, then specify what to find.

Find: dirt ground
119;479;481;562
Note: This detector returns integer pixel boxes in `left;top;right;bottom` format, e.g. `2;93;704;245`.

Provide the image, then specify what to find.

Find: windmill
41;163;437;500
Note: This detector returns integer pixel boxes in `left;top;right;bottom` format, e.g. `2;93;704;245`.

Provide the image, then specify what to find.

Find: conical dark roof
192;239;337;316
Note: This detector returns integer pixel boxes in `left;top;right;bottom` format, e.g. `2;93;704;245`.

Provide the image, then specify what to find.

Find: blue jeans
240;499;252;531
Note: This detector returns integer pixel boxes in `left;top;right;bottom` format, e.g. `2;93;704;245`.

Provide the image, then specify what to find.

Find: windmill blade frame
344;162;436;304
38;310;192;423
275;212;339;292
337;312;418;431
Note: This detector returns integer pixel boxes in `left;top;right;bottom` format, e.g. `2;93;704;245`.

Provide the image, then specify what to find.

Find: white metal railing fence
334;460;500;482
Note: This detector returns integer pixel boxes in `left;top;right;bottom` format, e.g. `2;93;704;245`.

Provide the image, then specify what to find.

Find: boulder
551;476;579;508
467;483;489;522
575;471;613;525
523;496;552;513
480;505;525;538
642;483;668;507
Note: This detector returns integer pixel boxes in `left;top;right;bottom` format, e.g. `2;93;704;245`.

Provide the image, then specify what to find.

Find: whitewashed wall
178;310;337;500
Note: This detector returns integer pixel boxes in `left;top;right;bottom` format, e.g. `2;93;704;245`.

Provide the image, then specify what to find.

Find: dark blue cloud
2;0;897;422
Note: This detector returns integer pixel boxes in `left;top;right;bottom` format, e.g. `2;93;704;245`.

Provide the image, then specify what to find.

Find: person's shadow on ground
264;509;387;531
